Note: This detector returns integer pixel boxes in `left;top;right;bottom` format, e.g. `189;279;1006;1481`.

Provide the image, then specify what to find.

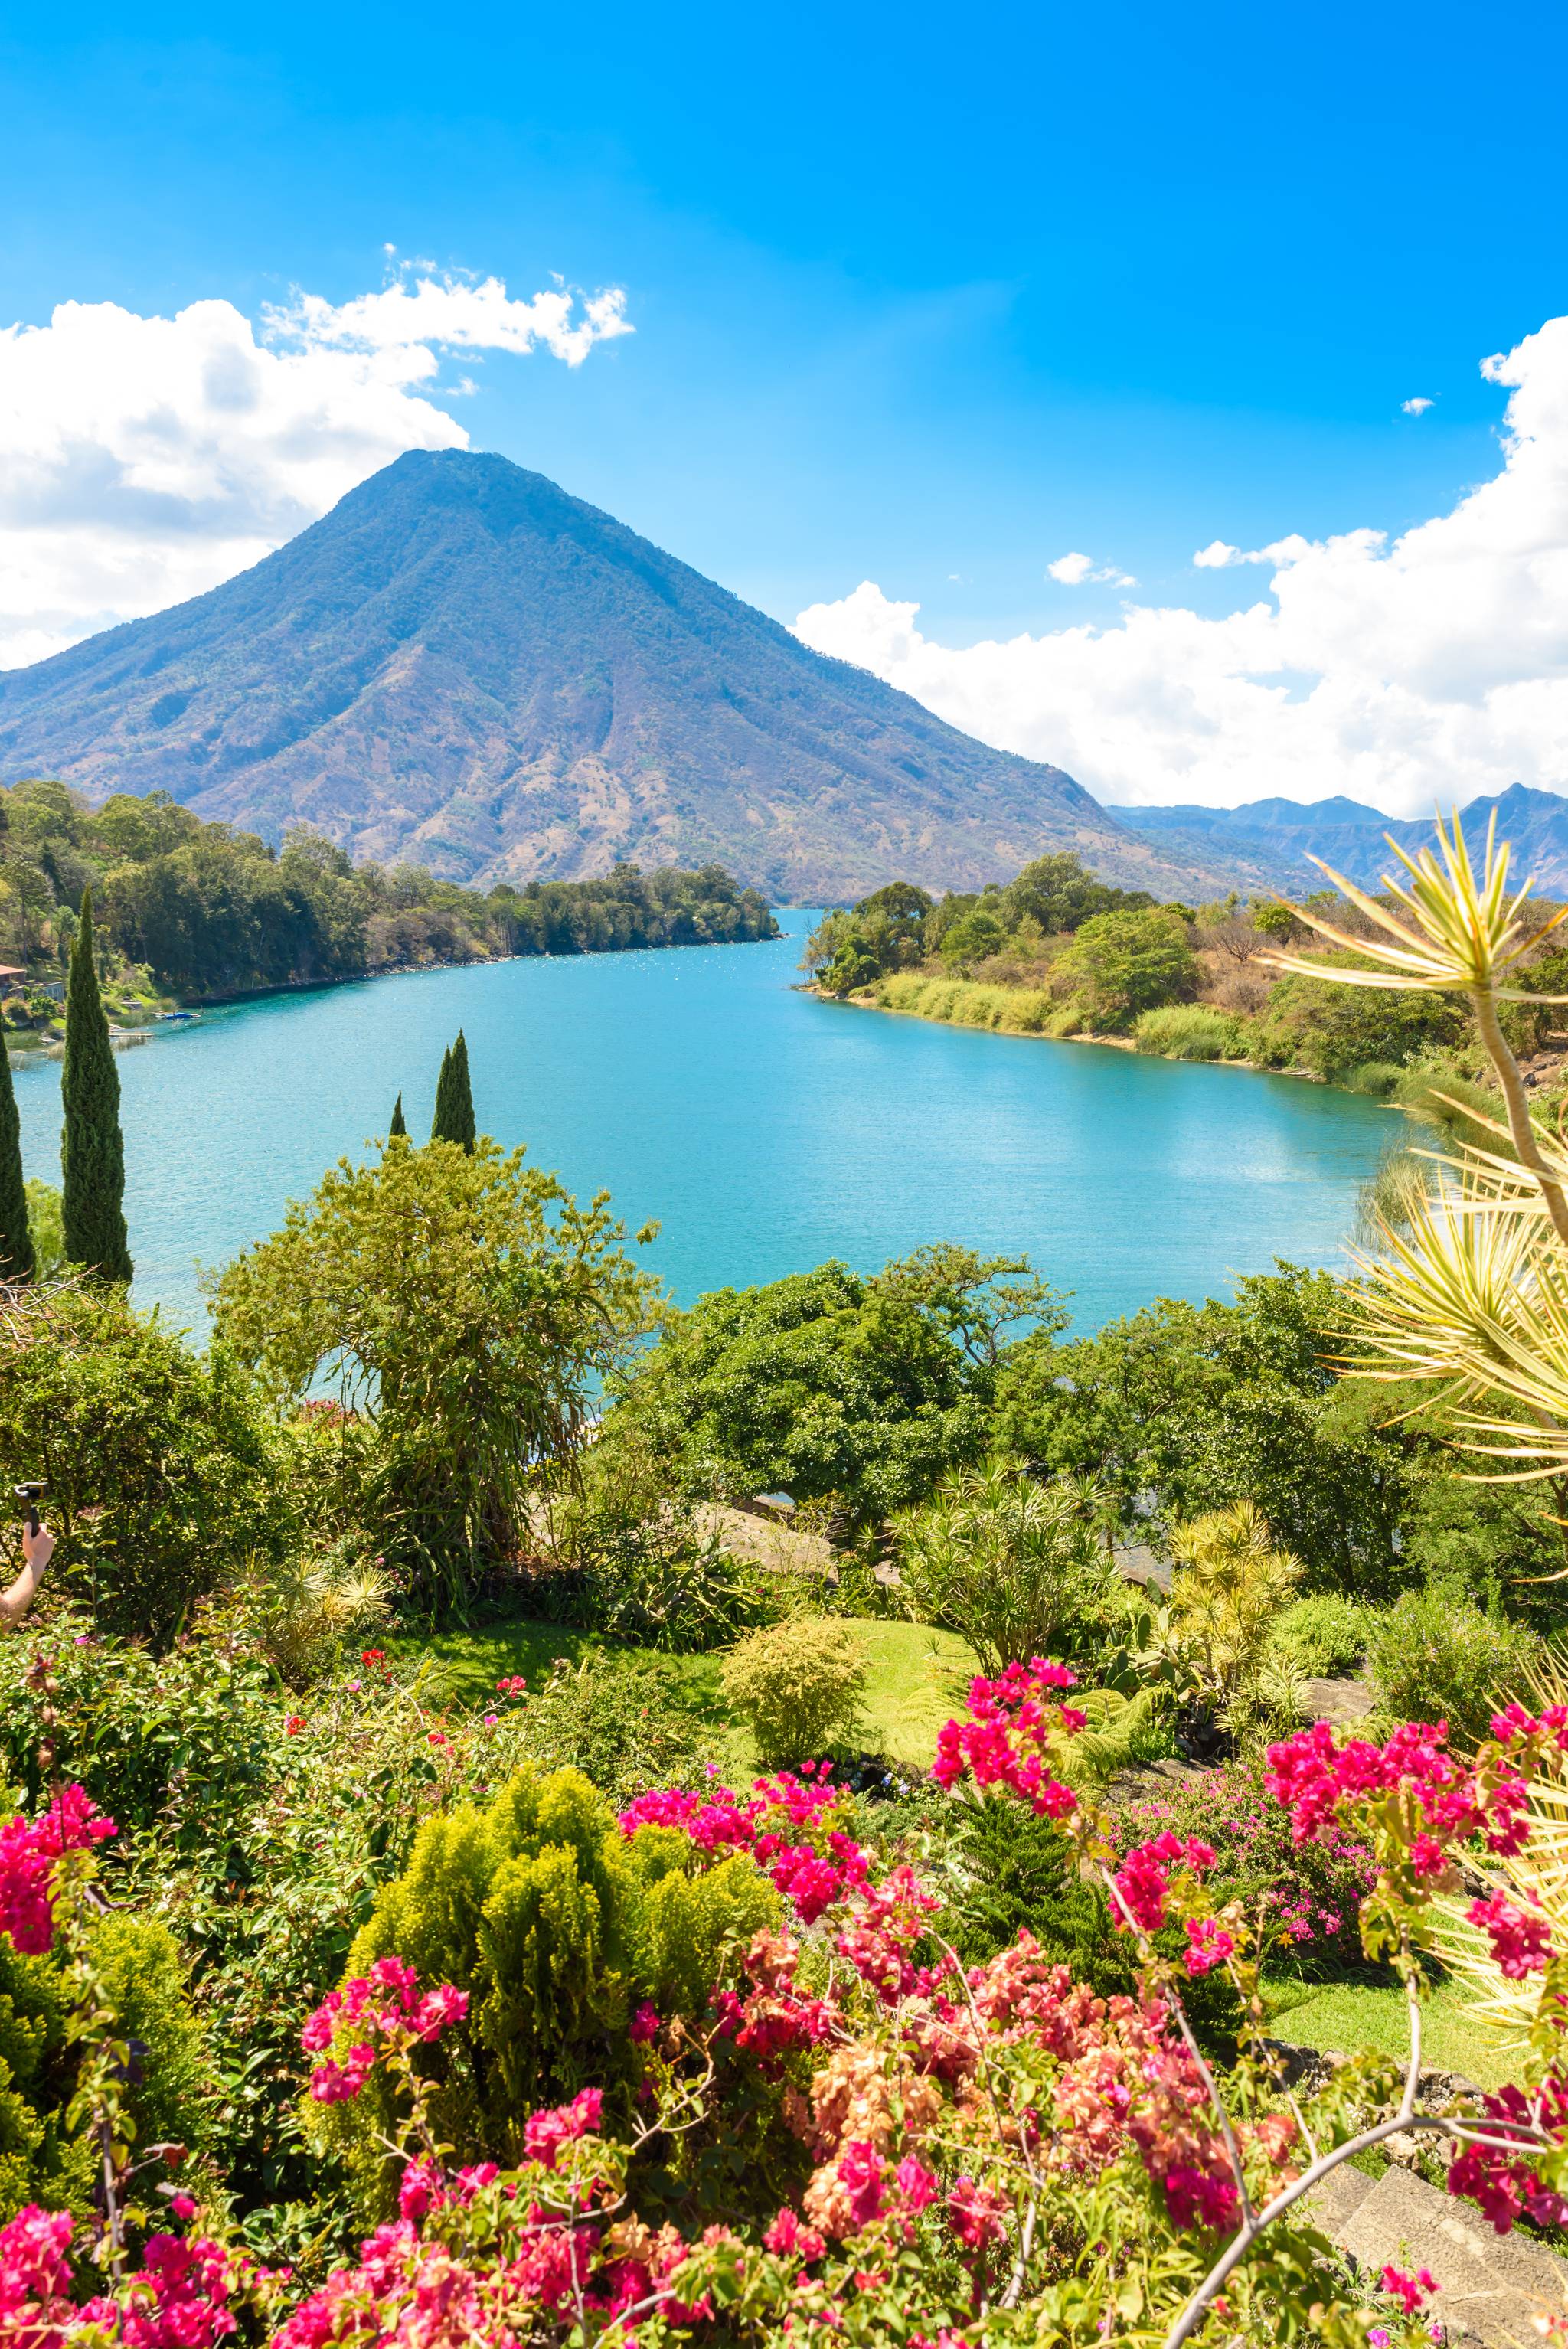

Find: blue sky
2;0;1566;812
4;0;1561;635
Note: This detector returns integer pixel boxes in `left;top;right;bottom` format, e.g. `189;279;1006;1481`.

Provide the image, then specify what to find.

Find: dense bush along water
12;911;1393;1331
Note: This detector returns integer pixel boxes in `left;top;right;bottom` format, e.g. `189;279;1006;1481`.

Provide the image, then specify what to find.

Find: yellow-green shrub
311;1765;777;2201
720;1616;867;1763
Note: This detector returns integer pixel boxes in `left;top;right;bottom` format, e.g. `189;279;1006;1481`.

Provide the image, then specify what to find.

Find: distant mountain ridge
1118;784;1568;897
0;450;1238;906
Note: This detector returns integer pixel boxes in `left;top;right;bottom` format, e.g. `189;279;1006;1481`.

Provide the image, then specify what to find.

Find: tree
606;1244;1066;1524
211;1139;659;1608
1055;905;1197;1030
60;891;132;1283
0;1282;289;1645
430;1031;475;1151
388;1092;407;1139
0;1014;33;1279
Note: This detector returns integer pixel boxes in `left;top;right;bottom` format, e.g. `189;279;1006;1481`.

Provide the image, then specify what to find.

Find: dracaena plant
1266;809;1568;1492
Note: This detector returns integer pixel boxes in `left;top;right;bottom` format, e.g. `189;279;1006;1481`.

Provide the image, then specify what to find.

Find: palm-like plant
893;1459;1122;1678
1155;1500;1303;1731
1264;811;1568;1497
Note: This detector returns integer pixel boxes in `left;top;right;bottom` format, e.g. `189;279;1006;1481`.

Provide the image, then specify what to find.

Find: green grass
1263;1974;1511;2090
396;1613;978;1770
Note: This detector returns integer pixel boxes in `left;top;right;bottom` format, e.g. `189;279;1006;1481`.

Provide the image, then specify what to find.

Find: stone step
1328;2165;1567;2346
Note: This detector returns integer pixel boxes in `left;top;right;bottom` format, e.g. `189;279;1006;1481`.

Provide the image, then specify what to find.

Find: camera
14;1485;44;1535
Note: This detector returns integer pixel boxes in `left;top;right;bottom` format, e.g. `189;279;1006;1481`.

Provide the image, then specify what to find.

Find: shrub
312;1763;777;2200
1270;1593;1367;1677
0;1621;279;1843
540;1431;784;1651
1112;1759;1374;1973
720;1616;867;1763
1132;1005;1239;1061
606;1245;1062;1525
893;1460;1126;1678
0;1284;291;1646
1365;1589;1540;1749
0;1916;208;2224
1341;1060;1403;1097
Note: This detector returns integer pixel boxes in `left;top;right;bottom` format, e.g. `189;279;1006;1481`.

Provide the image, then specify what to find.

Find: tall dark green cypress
430;1030;476;1152
389;1092;407;1138
0;1012;34;1280
60;891;132;1282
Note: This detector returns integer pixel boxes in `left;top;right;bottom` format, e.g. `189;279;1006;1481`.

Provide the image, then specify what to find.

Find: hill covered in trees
0;776;776;1018
0;449;1234;905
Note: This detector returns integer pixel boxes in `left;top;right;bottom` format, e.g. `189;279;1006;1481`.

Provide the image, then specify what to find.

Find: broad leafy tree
211;1137;658;1606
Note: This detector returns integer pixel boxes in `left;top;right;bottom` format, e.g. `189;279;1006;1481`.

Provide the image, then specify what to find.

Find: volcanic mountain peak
0;449;1233;902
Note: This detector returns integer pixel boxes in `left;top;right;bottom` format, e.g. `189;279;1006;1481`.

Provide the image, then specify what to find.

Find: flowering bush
9;1648;1568;2345
1112;1757;1376;1972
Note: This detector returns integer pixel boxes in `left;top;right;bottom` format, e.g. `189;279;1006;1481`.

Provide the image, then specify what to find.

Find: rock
1301;1674;1378;1723
1331;2166;1568;2345
693;1504;835;1577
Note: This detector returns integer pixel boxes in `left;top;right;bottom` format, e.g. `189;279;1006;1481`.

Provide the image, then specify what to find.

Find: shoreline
812;983;1383;1100
7;926;785;1063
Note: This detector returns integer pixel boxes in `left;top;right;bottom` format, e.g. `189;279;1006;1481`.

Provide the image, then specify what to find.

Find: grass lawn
1263;1973;1511;2091
397;1613;977;1771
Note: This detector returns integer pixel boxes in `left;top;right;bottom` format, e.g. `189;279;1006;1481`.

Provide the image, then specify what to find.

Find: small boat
159;1010;198;1022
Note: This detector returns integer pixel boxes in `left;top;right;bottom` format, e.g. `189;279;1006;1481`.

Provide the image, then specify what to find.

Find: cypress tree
389;1092;407;1139
61;891;132;1282
430;1030;476;1152
0;1012;34;1281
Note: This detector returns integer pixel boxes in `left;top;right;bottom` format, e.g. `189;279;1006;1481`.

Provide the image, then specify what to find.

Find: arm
0;1521;54;1628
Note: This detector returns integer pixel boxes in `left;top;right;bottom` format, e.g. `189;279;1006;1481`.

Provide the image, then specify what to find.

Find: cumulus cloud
0;265;631;666
1047;550;1135;587
1403;395;1436;416
794;315;1568;817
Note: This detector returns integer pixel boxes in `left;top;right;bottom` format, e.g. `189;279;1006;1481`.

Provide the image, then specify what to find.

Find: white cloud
1192;539;1243;568
0;265;632;667
1403;395;1436;416
794;315;1568;817
1047;550;1136;587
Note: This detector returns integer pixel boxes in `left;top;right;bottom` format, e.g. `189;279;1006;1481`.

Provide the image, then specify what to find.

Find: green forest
0;776;777;1026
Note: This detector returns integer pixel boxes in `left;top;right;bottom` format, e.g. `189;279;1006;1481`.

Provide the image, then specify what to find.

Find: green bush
1366;1589;1540;1749
606;1245;1062;1525
0;1285;291;1646
1269;1594;1368;1677
1340;1060;1402;1097
0;1916;207;2224
0;1622;279;1845
893;1460;1127;1678
719;1616;867;1764
312;1764;778;2200
1132;1005;1240;1061
541;1433;783;1652
1055;907;1197;1032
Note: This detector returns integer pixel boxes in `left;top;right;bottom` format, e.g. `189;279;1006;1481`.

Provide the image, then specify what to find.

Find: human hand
21;1521;54;1577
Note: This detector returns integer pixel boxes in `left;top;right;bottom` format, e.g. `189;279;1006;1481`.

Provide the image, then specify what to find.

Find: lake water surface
14;910;1396;1333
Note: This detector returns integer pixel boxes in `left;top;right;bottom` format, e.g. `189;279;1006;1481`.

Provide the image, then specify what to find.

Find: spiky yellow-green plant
1264;810;1568;1494
1158;1500;1303;1726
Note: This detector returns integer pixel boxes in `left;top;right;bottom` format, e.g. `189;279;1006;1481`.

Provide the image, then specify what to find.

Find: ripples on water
13;910;1396;1334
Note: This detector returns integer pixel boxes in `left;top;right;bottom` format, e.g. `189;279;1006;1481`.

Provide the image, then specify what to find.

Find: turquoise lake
13;910;1396;1334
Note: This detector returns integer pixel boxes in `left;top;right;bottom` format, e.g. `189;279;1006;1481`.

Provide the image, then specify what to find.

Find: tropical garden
1;816;1567;2341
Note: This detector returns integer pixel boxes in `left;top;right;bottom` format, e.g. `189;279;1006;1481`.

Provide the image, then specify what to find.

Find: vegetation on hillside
0;775;777;1027
805;848;1568;1090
